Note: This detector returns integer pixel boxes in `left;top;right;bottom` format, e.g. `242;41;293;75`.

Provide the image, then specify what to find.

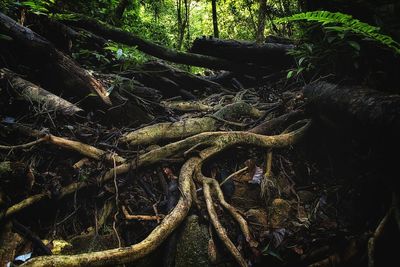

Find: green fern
276;11;400;54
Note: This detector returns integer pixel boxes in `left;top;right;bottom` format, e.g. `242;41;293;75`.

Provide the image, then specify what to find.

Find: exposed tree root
368;193;400;267
203;181;247;267
7;120;311;266
121;102;263;145
21;157;198;266
5;124;125;164
161;100;214;112
120;117;218;146
4;120;310;219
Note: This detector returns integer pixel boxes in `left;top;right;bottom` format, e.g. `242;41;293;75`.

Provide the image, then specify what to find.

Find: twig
122;206;165;221
0;136;47;150
220;166;248;186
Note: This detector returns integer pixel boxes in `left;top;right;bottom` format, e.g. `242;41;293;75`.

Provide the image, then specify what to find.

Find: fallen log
303;82;400;141
138;61;223;92
190;37;295;70
57;15;261;73
0;12;111;106
0;68;82;115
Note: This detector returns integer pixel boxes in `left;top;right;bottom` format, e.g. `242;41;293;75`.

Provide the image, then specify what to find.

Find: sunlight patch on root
21;157;199;267
161;100;214;112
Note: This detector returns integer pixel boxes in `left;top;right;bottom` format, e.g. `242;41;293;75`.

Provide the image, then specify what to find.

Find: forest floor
1;11;399;267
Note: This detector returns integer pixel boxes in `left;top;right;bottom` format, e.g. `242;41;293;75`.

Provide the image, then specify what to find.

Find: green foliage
275;11;400;81
276;11;400;54
104;42;148;69
19;0;55;15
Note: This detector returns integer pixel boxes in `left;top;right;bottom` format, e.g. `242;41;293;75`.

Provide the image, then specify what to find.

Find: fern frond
276;11;400;54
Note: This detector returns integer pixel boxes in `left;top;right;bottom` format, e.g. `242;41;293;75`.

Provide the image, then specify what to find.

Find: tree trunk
0;12;111;106
176;0;187;50
211;0;219;38
256;0;267;43
114;0;129;22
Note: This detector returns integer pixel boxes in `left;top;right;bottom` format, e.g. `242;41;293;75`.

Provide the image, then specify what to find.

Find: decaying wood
0;12;111;106
0;68;83;115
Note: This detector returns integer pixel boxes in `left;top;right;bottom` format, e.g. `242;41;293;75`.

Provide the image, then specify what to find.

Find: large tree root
21;157;198;266
11;120;311;266
121;102;263;145
4;120;310;219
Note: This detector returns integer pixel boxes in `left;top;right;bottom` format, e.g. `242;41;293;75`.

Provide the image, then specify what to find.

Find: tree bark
0;68;83;115
190;37;294;70
211;0;219;38
0;12;111;106
304;81;400;141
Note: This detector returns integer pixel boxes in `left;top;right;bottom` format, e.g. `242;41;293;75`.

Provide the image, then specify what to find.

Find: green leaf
287;70;294;79
348;41;360;51
298;57;306;66
296;67;305;75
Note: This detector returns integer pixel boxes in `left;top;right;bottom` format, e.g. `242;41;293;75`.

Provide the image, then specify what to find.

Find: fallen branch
0;12;111;105
0;68;83;115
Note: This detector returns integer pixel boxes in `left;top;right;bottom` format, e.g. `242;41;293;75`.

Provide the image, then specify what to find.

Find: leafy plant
276;11;400;54
275;11;400;81
19;0;55;15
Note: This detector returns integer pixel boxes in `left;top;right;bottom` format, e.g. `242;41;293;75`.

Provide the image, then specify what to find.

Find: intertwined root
121;102;263;146
10;119;311;267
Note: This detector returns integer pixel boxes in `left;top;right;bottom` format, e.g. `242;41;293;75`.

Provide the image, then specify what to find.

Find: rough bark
190;37;295;70
58;15;260;73
304;81;400;141
0;12;111;106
